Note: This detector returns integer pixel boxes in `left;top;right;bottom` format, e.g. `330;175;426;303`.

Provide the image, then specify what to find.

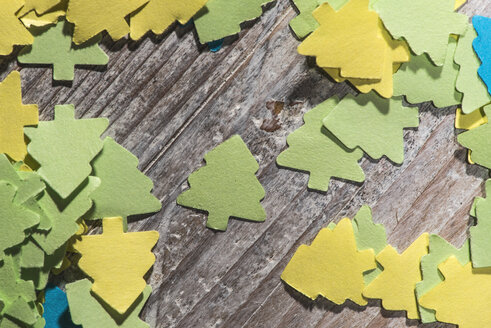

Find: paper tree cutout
458;105;491;169
363;233;429;319
473;16;491;96
0;0;34;56
418;256;491;327
352;205;387;284
193;0;274;44
20;0;61;15
323;93;419;164
66;0;149;44
322;17;410;98
0;256;38;325
32;176;100;255
415;235;470;323
86;137;161;220
281;218;375;305
298;0;390;80
0;182;39;259
72;217;158;314
42;284;78;328
455;107;487;131
25;104;108;198
129;0;207;40
373;0;467;66
177;135;266;231
455;24;491;114
393;37;462;108
67;279;151;328
276;96;365;192
469;180;491;268
20;0;68;28
0;71;39;162
18;19;109;81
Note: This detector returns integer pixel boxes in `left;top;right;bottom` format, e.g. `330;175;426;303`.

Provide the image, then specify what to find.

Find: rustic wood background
3;0;491;326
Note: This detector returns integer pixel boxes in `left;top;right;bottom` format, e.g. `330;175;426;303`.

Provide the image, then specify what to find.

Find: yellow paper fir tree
363;233;429;319
281;218;376;305
72;216;159;314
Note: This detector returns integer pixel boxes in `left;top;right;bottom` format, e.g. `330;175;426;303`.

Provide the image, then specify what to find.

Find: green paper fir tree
86;137;161;220
276;96;365;192
177;135;266;231
323;92;419;165
457;105;491;170
18;19;108;81
193;0;274;43
25;104;108;199
0;182;39;260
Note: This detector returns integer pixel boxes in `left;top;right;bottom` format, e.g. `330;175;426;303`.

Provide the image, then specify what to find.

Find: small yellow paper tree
72;216;159;314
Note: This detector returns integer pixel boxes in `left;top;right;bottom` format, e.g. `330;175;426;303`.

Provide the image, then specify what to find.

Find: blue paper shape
43;284;79;328
473;16;491;96
208;39;224;52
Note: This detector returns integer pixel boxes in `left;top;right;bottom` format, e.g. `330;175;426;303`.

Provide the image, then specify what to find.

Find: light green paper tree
323;92;419;164
373;0;467;66
193;0;274;43
32;176;100;255
177;135;266;231
25;104;108;199
468;179;491;268
0;182;39;260
276;96;365;192
454;24;491;114
415;234;470;323
352;205;387;284
66;279;150;328
18;19;108;81
0;256;39;326
393;37;462;108
458;105;491;169
85;137;161;220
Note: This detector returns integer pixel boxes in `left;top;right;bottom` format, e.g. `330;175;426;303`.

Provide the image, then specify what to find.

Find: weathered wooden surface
4;0;491;326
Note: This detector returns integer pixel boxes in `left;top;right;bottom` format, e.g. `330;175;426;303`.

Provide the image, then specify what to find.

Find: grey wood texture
4;0;491;326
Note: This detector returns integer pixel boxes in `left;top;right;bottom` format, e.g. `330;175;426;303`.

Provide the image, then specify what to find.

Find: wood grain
6;0;491;326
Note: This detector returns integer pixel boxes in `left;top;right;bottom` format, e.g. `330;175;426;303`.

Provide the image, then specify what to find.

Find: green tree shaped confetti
0;256;39;326
458;105;491;169
67;279;151;328
393;37;463;108
276;96;365;192
373;0;467;66
415;234;470;323
32;176;100;255
85;137;161;220
469;179;491;268
177;135;266;231
193;0;274;43
0;182;39;260
25;104;108;199
352;205;387;284
454;24;491;114
18;19;109;81
322;93;419;165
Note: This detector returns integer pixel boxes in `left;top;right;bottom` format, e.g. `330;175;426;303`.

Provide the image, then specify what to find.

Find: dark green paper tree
177;135;266;231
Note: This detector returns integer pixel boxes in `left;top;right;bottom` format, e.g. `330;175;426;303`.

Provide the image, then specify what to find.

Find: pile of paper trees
0;71;161;327
280;0;491;326
0;0;278;81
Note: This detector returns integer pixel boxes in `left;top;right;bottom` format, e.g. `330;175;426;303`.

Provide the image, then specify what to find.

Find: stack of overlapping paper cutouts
0;70;162;327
